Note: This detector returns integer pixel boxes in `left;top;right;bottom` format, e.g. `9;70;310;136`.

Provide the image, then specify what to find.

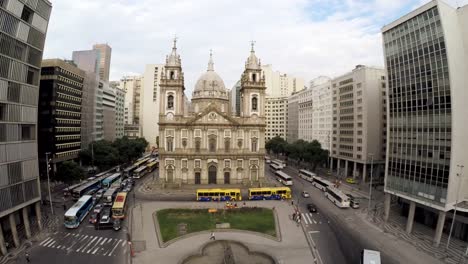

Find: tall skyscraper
80;72;103;148
120;76;143;126
382;0;468;245
38;59;84;174
329;65;387;182
298;89;313;142
141;64;164;147
310;77;332;151
287;92;300;143
102;82;116;141
72;43;112;82
92;44;112;82
114;86;125;139
0;0;52;253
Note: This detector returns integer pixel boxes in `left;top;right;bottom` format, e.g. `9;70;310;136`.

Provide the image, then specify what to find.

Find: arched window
251;138;258;152
225;139;230;153
252;73;257;82
170;71;175;79
167;95;174;109
166;137;174;152
252;96;258;111
209;137;216;152
195;138;201;152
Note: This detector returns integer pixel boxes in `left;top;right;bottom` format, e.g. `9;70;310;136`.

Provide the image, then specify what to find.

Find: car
345;194;360;209
89;212;98;224
345;193;356;200
93;203;104;214
95;189;105;200
113;219;121;231
307;203;317;213
265;159;271;164
346;178;357;184
99;208;111;224
302;191;310;198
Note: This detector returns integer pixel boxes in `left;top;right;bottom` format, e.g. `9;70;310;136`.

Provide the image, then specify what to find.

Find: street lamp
367;153;374;215
446;164;464;251
45;152;54;215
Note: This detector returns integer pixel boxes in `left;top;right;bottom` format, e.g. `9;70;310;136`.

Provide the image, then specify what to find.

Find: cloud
43;0;467;95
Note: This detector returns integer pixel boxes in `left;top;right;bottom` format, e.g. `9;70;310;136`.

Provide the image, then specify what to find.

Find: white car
302;191;310;198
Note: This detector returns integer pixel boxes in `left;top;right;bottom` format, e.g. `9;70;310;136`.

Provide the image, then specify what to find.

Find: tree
55;161;84;183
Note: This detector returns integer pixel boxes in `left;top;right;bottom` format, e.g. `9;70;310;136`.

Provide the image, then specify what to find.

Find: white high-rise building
310;77;332;151
141;64;164;147
287;92;301;143
298;89;313;142
382;0;468;246
265;96;288;141
115;87;125;139
262;64;304;97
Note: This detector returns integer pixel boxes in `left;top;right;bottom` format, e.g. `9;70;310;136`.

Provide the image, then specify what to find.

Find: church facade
158;40;266;185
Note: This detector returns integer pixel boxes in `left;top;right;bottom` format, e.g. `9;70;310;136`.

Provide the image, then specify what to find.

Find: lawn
156;208;276;242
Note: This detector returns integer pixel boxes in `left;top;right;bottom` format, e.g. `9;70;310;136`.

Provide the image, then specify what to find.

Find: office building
92;44;112;82
262;64;304;97
158;41;266;185
298;89;313;142
287;92;300;143
329;65;386;183
120;76;143;126
230;80;241;116
114;86;125;139
265;96;288;141
80;72;103;148
382;0;468;245
141;64;164;147
310;77;332;151
38;59;84;174
0;0;52;254
102;82;116;141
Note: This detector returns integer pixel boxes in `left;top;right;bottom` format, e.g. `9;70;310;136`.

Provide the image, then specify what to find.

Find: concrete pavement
131;200;314;264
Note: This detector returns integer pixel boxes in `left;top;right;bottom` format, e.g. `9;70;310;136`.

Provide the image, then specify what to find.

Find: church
158;40;266;185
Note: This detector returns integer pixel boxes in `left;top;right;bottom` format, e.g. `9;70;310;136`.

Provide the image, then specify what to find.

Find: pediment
187;105;239;126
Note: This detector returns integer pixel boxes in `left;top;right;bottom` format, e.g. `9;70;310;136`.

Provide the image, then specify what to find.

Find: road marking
313;219;317;224
87;237;103;253
48;241;56;248
107;239;121;256
42;238;55;247
76;236;94;252
308;231;320;234
92;247;100;255
40;237;52;246
100;238;108;245
305;213;313;225
80;236;98;252
301;213;309;225
121;240;127;247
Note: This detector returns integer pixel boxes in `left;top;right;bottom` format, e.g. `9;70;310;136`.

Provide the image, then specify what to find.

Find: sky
43;0;467;95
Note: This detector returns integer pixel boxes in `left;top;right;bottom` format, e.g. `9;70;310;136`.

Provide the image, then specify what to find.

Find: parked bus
103;187;119;205
102;173;121;188
146;160;159;172
271;159;285;169
63;181;88;197
133;166;148;179
275;171;293;186
64;195;94;228
133;158;150;168
269;164;282;171
361;249;381;264
248;187;292;200
196;188;242;201
325;186;350;208
123;165;138;178
312;176;333;191
72;179;102;200
112;192;128;219
299;169;316;182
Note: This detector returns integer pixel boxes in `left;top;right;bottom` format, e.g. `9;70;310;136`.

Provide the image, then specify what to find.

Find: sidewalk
131;200;314;264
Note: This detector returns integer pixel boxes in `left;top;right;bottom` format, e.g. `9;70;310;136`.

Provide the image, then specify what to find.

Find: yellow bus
133;158;150;168
146;161;159;172
248;187;292;200
112;192;127;219
196;188;242;202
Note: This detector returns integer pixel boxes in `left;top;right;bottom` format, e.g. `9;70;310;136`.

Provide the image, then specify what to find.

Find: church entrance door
208;165;217;184
195;172;201;184
224;172;230;184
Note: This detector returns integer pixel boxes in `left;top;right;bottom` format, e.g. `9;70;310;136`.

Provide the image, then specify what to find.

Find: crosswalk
302;213;320;225
39;232;127;257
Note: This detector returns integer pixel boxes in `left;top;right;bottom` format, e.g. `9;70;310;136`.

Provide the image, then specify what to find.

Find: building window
225;139;230;152
237;139;243;148
170;71;175;79
225;160;231;168
252;73;257;82
166;137;173;152
167;95;174;109
209;137;216;152
195;139;201;152
252;96;258;111
21;6;34;23
251;138;258;152
182;138;187;148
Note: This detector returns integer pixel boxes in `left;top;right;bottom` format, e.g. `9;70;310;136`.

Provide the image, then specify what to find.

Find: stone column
433;211;446;247
35;202;43;231
406;201;416;234
362;164;367;183
353;162;357;179
9;214;19;248
384;193;391;222
22;207;31;239
344;160;348;178
0;222;7;256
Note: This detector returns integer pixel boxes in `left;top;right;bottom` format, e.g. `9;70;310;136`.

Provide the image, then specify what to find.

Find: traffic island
155;207;277;243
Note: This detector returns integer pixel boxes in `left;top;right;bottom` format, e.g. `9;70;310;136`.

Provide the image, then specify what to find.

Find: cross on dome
208;49;214;71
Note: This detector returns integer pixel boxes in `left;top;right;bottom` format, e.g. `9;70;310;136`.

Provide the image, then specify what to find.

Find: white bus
133;165;148;179
271;160;285;169
361;249;381;264
64;195;94;228
325;186;350;208
299;169;316;182
275;171;293;186
269;164;282;171
311;176;332;191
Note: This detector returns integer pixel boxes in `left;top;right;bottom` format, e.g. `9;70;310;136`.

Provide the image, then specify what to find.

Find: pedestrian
25;251;30;263
291;200;294;206
209;232;216;240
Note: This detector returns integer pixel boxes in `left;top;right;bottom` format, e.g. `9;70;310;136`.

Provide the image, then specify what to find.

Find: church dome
192;51;228;100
